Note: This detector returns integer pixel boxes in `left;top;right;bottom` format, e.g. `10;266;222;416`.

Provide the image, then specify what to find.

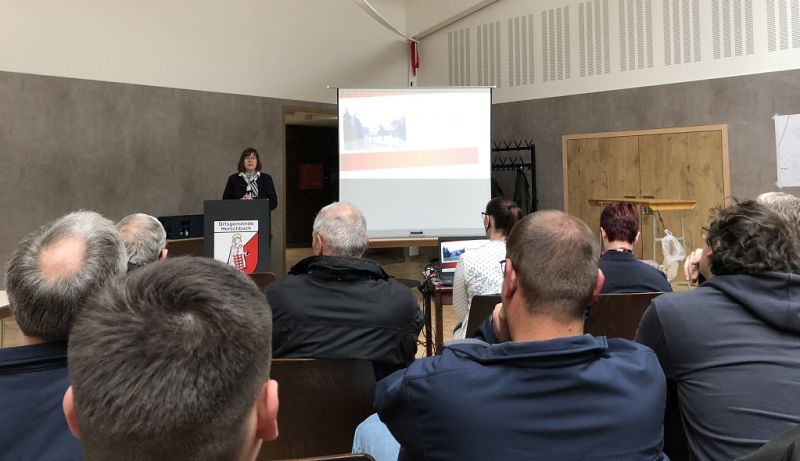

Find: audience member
63;257;279;461
1;211;127;460
598;201;672;293
116;213;167;271
451;197;522;339
636;200;800;460
756;191;800;229
684;192;800;283
360;211;667;460
266;202;423;380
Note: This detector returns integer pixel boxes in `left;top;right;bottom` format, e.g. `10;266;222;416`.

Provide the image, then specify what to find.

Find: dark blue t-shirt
0;341;82;460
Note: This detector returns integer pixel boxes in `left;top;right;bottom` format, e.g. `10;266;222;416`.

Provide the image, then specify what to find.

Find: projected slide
339;89;490;179
339;88;492;238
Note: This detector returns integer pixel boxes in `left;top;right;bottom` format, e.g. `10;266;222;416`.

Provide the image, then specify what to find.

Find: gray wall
0;71;332;287
492;68;800;211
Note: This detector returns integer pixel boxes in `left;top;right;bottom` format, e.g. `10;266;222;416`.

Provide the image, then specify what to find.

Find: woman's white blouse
451;240;506;339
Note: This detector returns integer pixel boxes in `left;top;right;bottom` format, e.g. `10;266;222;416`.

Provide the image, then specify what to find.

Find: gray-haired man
1;210;127;460
266;202;423;380
116;213;167;271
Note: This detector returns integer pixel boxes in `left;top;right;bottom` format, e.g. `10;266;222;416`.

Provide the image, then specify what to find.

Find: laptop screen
439;237;489;273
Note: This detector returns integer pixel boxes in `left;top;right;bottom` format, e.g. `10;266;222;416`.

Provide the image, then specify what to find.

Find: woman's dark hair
237;147;262;173
485;197;523;237
600;202;639;243
706;200;800;275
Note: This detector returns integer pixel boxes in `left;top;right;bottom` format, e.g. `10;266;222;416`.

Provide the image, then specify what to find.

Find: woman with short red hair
598;202;672;293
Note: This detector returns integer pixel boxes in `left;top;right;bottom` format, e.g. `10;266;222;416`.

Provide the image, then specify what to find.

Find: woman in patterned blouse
452;197;523;339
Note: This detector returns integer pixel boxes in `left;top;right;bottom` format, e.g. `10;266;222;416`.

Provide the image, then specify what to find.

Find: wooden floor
1;249;461;355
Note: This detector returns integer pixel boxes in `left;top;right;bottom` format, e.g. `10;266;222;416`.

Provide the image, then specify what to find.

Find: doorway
283;106;338;254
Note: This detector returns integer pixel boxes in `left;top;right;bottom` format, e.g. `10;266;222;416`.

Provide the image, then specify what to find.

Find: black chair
257;358;376;461
465;294;502;338
249;272;277;291
584;292;662;340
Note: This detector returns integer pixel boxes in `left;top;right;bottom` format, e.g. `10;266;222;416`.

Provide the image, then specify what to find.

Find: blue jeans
352;413;401;461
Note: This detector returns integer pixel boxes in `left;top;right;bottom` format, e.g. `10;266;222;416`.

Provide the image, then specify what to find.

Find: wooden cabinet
563;125;731;272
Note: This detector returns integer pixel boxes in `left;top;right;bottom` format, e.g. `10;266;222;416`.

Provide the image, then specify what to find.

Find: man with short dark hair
599;201;672;293
266;202;423;380
368;211;667;460
636;200;800;460
116;213;168;271
63;257;279;461
1;210;127;460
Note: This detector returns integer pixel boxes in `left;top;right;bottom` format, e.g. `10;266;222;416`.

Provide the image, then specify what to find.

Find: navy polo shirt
0;341;83;460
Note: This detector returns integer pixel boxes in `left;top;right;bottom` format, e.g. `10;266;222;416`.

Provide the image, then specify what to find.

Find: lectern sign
213;220;259;274
204;199;270;274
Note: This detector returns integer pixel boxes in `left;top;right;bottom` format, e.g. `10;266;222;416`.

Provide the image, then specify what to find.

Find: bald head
312;202;369;258
5;211;127;341
116;213;167;269
39;236;87;280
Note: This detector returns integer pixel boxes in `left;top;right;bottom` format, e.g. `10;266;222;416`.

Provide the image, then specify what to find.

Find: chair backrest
584;292;662;340
466;294;502;338
257;358;376;461
165;237;204;257
249;272;277;291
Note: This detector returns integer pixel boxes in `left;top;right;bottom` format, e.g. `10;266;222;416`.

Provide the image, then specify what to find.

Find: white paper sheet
775;114;800;187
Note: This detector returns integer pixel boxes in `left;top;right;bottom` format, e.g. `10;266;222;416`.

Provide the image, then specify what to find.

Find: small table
422;281;452;356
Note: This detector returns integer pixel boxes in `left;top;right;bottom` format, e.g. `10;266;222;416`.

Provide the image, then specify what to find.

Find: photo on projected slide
342;110;407;150
339;88;491;180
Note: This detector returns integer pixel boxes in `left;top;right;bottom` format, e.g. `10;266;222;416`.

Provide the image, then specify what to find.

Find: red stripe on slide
341;148;479;171
441;261;458;270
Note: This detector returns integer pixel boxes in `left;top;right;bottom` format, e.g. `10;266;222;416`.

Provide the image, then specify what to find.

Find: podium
204;199;271;274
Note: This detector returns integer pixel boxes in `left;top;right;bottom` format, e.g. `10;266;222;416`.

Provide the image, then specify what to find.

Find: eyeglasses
481;212;489;218
499;258;507;274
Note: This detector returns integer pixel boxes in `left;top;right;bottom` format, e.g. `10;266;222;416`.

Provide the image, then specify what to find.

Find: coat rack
491;139;537;213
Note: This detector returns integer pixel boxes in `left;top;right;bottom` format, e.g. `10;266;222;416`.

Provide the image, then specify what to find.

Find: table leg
423;289;433;357
434;290;444;355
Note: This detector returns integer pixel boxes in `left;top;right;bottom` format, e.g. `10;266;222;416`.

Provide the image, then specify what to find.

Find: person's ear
312;234;325;256
160;248;168;260
255;379;279;442
501;258;519;304
633;231;640;245
599;227;608;242
62;386;81;438
589;269;606;305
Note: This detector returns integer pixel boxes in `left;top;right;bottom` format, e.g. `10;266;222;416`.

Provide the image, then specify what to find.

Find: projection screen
338;87;491;238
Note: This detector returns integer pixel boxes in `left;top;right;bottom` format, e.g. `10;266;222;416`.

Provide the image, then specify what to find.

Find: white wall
0;0;411;103
417;0;800;103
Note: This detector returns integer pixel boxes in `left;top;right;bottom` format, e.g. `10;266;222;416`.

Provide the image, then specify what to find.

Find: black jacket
222;172;278;210
599;250;672;294
266;255;423;380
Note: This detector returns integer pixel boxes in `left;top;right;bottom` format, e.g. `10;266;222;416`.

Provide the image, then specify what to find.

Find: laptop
438;237;489;286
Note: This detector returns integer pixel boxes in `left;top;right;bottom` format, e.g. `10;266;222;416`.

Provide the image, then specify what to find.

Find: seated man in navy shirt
1;211;127;460
364;211;667;461
598;201;672;293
